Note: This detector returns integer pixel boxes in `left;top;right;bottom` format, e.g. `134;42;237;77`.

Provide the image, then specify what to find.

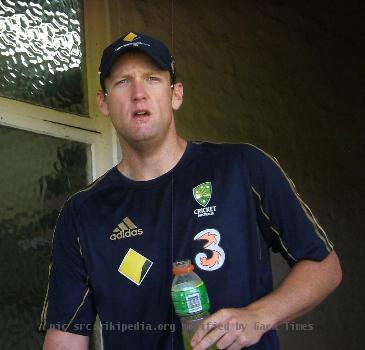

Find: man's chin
122;133;160;149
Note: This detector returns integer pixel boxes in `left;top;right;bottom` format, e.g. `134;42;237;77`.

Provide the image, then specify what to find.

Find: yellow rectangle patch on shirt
118;248;153;286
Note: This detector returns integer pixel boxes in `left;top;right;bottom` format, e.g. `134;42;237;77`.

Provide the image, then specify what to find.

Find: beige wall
104;1;363;348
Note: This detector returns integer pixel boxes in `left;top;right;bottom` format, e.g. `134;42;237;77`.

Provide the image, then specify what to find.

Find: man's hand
191;251;342;350
191;307;268;350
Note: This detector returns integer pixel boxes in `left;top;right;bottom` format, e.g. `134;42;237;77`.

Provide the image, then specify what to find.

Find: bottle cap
172;259;194;275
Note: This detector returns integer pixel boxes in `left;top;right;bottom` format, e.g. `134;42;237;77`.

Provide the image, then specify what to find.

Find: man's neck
117;136;187;181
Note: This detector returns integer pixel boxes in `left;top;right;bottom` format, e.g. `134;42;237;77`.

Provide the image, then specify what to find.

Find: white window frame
0;0;119;180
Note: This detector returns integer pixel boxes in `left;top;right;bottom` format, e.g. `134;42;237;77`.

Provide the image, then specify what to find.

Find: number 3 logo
194;228;225;271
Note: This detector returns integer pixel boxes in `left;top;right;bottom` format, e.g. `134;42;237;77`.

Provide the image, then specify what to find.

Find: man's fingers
226;333;251;350
190;319;214;346
191;310;228;346
214;319;247;349
215;332;237;349
192;326;225;350
227;339;247;350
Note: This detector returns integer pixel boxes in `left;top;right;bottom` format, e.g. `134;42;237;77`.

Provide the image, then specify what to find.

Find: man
40;32;342;350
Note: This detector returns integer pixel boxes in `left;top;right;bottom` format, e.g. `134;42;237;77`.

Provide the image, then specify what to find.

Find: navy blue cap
99;32;176;87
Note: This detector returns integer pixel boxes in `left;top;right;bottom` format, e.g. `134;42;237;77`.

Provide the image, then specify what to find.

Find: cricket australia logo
193;182;212;206
193;182;217;217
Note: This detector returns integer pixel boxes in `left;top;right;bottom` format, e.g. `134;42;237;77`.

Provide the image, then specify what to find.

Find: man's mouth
133;110;150;117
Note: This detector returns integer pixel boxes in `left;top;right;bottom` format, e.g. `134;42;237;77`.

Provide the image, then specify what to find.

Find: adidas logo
110;217;143;240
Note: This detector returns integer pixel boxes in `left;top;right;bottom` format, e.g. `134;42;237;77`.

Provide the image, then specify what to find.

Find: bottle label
171;282;210;316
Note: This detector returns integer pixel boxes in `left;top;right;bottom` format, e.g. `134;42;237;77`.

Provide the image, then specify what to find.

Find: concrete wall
108;0;364;348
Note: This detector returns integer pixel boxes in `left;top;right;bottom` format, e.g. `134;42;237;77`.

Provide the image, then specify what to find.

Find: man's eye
116;79;128;85
147;76;160;82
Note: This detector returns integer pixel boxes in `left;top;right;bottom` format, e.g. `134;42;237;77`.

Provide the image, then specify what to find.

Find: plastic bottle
171;259;217;350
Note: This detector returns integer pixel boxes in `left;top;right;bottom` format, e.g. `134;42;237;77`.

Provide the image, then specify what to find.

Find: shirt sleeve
243;144;334;267
39;199;96;336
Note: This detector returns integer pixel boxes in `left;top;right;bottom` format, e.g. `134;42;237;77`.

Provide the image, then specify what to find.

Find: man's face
97;52;183;147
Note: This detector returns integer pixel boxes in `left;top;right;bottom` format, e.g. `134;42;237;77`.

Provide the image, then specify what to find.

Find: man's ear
172;82;184;111
96;90;109;117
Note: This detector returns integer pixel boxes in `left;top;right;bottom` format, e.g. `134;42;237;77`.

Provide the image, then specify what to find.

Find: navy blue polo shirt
39;142;333;349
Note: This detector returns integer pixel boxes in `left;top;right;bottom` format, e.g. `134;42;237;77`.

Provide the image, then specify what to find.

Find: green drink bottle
171;259;217;350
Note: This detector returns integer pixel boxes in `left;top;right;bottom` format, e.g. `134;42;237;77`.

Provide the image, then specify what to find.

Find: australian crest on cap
123;32;137;42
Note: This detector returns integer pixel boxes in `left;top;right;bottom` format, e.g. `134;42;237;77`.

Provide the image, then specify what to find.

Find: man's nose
131;79;147;100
